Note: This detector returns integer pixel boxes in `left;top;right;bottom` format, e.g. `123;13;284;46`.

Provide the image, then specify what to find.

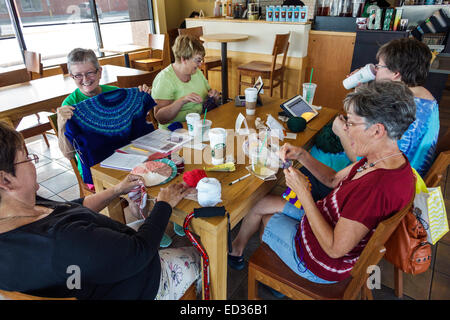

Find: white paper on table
235;113;250;135
100;152;148;171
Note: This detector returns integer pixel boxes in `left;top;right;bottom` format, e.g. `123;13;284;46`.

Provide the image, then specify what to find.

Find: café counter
185;17;311;98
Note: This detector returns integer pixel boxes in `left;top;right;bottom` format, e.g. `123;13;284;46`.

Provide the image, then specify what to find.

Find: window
0;0;155;69
20;0;41;13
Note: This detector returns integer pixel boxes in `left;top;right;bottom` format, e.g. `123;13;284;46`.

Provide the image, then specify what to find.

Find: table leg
198;217;228;299
221;42;228;105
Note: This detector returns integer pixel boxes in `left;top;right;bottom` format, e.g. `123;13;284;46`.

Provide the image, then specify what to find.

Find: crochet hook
228;173;251;186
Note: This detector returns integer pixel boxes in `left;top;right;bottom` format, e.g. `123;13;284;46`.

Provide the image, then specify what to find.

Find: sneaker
228;253;245;270
173;223;185;236
159;233;172;248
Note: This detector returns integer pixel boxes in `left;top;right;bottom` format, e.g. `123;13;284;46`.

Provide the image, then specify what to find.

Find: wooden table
90;97;337;299
100;44;151;68
200;33;249;105
0;65;148;128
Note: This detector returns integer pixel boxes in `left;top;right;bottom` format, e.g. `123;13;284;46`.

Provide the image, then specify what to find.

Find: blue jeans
262;201;335;284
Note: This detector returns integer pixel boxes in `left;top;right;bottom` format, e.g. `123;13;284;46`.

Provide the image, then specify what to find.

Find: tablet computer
280;94;318;122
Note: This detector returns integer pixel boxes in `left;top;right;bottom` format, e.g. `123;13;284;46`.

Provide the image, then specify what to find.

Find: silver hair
67;48;100;74
343;80;416;141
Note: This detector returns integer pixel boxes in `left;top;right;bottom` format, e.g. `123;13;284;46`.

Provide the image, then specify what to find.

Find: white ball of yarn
196;177;222;207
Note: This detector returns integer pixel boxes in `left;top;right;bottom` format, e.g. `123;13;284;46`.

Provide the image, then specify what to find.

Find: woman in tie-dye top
312;38;439;179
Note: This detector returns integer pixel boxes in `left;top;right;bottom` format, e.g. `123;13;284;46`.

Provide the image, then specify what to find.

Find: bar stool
236;33;290;98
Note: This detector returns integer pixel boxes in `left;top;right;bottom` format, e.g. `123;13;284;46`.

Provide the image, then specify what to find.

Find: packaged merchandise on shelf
274;5;281;21
266;5;274;21
280;5;287;22
299;6;308;22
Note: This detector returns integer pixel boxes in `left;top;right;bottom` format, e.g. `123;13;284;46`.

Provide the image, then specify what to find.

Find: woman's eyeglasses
71;69;99;80
339;114;367;129
14;153;39;166
375;64;389;70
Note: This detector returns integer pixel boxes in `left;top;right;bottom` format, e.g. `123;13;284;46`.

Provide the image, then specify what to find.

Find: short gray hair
343;81;416;140
67;48;100;74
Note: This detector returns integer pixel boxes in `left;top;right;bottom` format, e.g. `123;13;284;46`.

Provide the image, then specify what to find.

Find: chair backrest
59;63;69;75
424;150;450;188
47;113;93;198
178;26;203;39
270;33;290;73
342;194;414;299
149;33;170;68
167;28;179;63
24;50;43;78
116;70;159;88
0;68;31;87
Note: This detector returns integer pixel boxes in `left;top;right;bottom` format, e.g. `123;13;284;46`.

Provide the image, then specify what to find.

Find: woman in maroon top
229;81;416;284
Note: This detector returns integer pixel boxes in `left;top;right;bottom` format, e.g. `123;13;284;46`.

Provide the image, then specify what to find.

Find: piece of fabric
151;64;210;130
295;157;415;281
155;247;201;300
0;196;174;300
64;88;156;184
310;97;440;177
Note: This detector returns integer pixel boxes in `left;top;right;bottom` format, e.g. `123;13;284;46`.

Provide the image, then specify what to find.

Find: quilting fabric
65;88;156;184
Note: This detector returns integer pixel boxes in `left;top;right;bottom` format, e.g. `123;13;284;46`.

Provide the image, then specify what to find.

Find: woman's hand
208;89;220;102
284;167;311;201
279;143;305;162
57;105;75;128
156;183;193;208
182;92;203;104
332;114;347;139
114;174;145;196
138;83;151;95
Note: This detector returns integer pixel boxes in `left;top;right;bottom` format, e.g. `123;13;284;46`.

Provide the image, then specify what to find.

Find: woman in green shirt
151;35;220;130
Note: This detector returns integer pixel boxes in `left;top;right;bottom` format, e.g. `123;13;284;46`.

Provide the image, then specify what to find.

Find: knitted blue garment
64;88;156;184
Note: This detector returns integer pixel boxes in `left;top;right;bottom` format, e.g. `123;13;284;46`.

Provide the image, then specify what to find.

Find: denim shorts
262;201;336;284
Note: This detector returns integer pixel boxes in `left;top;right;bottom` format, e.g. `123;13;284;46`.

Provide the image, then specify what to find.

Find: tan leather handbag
384;207;432;275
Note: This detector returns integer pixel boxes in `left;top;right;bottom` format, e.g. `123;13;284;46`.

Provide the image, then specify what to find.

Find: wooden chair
248;195;414;300
0;68;31;87
116;71;160;129
131;34;167;71
178;26;222;80
24;50;43;79
59;63;69;75
237;33;290;98
48;113;94;198
19;50;53;148
390;148;450;298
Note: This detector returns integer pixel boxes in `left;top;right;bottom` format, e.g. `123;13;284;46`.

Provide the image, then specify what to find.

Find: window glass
100;20;150;49
0;0;23;68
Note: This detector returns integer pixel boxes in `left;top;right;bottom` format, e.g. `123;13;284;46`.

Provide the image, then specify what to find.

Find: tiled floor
26;133;416;300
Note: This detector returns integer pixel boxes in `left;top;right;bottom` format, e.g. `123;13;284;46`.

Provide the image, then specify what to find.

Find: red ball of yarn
183;169;207;188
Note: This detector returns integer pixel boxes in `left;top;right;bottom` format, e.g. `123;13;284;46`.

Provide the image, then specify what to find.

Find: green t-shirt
60;84;118;182
151;65;210;130
61;85;119;106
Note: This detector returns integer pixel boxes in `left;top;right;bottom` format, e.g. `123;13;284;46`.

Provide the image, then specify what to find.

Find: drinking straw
306;67;314;103
203;107;207;125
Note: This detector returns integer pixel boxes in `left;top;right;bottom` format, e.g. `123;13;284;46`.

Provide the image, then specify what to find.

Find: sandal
173;223;185;236
228;253;245;270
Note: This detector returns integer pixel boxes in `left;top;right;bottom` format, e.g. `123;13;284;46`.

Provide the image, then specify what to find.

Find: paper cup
186;113;201;136
209;128;227;165
245;88;258;116
193;119;212;142
302;83;317;105
343;63;376;90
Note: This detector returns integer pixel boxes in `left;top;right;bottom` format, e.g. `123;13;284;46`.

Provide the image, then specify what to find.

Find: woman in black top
0;121;199;299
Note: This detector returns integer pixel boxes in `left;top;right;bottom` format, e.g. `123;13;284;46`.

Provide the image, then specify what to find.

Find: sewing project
131;159;177;187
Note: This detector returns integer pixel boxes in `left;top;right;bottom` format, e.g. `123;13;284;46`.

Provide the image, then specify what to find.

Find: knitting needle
228;173;251;186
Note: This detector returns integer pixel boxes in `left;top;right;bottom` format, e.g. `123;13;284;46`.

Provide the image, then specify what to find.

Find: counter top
186;17;310;25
